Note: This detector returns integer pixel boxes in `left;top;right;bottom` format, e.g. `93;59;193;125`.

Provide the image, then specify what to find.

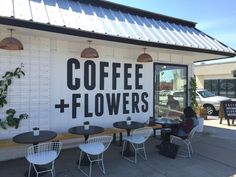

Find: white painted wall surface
0;29;198;161
0;34;50;139
0;33;153;139
50;42;153;132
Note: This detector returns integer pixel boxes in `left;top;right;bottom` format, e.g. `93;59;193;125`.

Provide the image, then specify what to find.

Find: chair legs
28;163;31;177
185;140;193;158
78;151;106;177
97;154;105;174
171;137;193;158
28;162;55;177
122;142;147;164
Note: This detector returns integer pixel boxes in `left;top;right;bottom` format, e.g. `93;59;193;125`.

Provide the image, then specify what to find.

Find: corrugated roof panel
100;8;120;36
129;13;150;41
166;22;192;47
0;0;14;17
144;18;167;43
110;10;130;38
191;28;220;50
124;13;147;40
89;5;107;34
155;20;178;45
30;0;49;23
133;15;157;42
186;27;211;49
99;7;118;36
14;0;32;20
161;21;188;46
141;17;162;43
84;4;103;33
202;35;223;51
44;0;64;26
193;29;219;50
80;2;103;33
93;6;114;35
197;30;229;52
116;10;138;39
172;24;198;48
180;26;206;48
67;1;83;29
76;1;93;31
56;0;78;28
212;39;234;52
0;0;234;56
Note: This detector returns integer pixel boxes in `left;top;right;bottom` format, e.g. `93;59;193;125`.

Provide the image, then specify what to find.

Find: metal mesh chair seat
122;127;152;164
78;136;112;177
79;142;105;155
123;135;146;144
27;151;57;165
26;142;62;177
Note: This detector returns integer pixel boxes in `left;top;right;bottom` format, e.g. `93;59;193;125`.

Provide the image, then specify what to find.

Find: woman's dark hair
184;106;196;118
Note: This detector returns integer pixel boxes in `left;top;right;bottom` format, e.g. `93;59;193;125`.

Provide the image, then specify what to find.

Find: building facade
195;62;236;99
0;0;235;160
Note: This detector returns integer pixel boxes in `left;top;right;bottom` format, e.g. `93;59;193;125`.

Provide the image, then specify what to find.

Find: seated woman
172;106;198;138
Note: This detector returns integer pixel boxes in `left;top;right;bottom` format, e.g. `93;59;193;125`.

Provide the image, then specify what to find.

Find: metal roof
0;0;235;56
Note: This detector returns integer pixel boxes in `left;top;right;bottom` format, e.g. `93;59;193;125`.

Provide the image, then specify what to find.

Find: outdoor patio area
1;119;236;177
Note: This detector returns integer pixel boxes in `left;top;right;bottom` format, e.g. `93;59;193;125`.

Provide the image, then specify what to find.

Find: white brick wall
0;29;195;161
0;34;50;140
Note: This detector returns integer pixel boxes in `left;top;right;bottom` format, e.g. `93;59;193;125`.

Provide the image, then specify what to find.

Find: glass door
154;63;188;118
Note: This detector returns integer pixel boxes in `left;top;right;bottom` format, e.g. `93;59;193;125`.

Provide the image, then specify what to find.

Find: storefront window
154;64;187;118
204;79;236;98
227;79;236;97
211;80;218;95
204;80;211;91
219;80;227;96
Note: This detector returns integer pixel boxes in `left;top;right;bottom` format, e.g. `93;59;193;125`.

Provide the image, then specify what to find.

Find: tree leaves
190;75;198;109
0;66;28;129
0;66;25;108
19;113;28;120
4;109;28;129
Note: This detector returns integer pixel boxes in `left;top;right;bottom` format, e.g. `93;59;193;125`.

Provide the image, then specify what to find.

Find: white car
196;89;231;115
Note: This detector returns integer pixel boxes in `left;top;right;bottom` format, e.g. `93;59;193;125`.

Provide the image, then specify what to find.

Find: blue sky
109;0;236;64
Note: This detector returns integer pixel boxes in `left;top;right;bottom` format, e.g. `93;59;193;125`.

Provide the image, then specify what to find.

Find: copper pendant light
0;29;23;50
81;40;99;58
137;48;153;62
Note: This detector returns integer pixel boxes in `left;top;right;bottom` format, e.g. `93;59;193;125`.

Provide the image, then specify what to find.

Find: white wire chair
78;135;113;177
170;125;199;158
26;141;62;177
122;127;153;163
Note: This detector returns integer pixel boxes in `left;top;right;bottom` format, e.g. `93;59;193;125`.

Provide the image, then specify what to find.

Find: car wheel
204;105;215;115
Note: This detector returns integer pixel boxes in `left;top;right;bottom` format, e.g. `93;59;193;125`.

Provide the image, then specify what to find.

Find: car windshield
197;90;215;98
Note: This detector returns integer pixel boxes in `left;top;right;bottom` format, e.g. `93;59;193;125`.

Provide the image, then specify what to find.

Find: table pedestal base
77;154;91;166
122;142;134;157
156;128;171;149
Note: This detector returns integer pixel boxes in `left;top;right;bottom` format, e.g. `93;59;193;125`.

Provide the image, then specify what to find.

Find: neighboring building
0;0;235;160
195;62;236;99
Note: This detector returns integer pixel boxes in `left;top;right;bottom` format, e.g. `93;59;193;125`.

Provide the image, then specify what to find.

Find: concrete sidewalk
1;120;236;177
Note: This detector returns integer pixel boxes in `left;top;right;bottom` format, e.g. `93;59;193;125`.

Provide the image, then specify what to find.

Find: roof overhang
0;17;235;61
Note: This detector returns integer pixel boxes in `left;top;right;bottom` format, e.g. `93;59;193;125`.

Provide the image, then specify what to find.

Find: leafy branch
189;75;198;109
0;66;28;129
0;66;25;107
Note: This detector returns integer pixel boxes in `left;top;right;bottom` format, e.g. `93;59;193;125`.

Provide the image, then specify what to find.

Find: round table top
12;130;57;145
68;125;104;136
155;117;181;125
113;121;144;130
